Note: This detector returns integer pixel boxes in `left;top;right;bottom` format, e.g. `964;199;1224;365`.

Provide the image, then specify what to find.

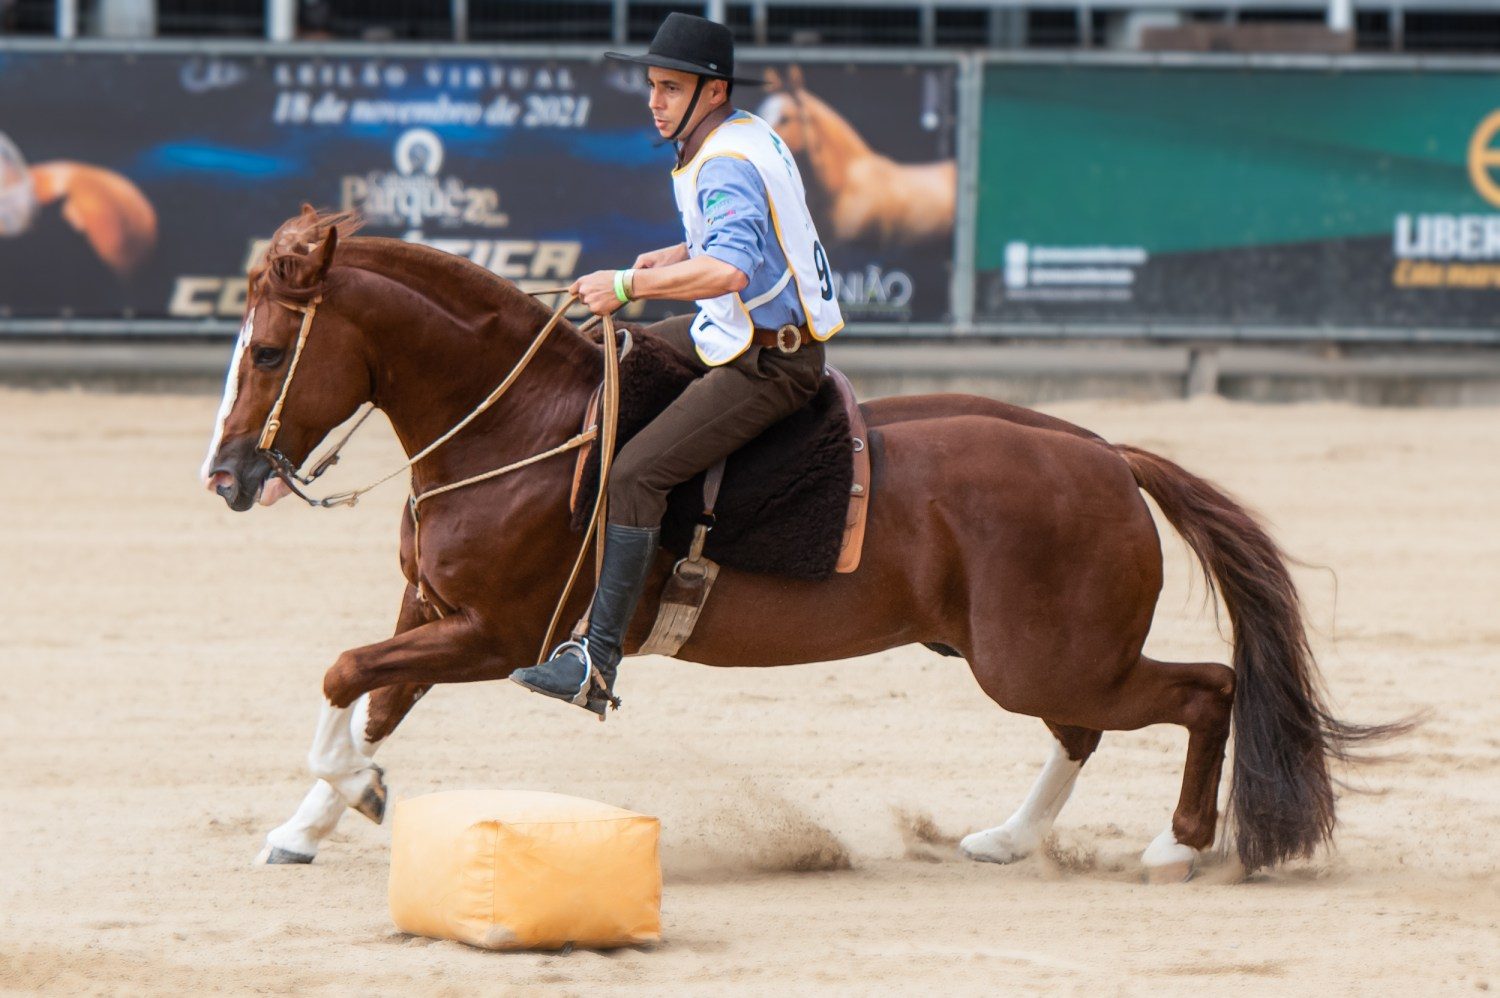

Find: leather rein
253;289;624;661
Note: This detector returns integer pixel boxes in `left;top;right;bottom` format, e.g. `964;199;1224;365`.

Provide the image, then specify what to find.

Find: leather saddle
567;332;872;580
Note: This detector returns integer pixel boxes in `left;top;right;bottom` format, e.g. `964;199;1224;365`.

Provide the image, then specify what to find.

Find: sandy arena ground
1;385;1497;996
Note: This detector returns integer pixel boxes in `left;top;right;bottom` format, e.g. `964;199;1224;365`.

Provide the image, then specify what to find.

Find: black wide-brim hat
604;12;764;87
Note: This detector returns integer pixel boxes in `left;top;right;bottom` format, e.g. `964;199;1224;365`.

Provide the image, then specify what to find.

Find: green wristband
613;269;632;304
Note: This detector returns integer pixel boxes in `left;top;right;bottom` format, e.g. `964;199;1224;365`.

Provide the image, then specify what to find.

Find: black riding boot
510;523;659;717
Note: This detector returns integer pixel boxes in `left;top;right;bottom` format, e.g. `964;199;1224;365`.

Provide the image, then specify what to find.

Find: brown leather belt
750;323;815;354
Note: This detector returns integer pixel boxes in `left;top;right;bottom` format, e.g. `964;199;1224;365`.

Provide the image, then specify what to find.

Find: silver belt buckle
775;323;803;354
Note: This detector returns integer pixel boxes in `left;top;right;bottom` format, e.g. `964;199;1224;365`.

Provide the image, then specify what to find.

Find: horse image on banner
757;66;956;247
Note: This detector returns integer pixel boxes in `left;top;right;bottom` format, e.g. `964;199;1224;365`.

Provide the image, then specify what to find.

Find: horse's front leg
257;587;440;865
257;689;391;864
320;608;508;709
259;612;501;865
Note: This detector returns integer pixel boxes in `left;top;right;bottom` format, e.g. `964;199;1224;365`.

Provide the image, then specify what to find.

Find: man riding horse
510;13;845;716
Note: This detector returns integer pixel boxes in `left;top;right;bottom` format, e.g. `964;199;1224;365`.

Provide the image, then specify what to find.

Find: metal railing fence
6;0;1500;52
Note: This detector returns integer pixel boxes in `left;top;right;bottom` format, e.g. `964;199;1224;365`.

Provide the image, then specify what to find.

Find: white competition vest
671;112;844;366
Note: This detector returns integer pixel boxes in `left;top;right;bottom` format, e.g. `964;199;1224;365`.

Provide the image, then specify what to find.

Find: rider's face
646;67;726;139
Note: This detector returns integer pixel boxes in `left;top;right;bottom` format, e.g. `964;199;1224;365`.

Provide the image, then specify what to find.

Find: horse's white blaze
960;740;1083;864
200;311;254;484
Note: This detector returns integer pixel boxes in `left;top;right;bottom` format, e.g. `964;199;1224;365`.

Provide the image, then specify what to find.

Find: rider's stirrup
547;638;623;719
550;639;595;704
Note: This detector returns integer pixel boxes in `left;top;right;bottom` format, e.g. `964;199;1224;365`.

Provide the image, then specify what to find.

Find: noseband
254;294;374;506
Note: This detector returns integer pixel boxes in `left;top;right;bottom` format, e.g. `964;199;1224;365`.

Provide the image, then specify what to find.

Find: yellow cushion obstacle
388;789;662;951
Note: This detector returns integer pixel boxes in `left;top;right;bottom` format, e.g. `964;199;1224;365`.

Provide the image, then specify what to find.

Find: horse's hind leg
257;588;428;865
1133;657;1236;883
961;724;1100;864
1051;654;1235;882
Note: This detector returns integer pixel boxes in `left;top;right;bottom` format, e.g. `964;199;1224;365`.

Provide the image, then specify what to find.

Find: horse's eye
253;346;285;368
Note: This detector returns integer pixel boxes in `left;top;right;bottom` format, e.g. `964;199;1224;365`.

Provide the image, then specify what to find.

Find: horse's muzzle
205;440;278;512
208;465;264;512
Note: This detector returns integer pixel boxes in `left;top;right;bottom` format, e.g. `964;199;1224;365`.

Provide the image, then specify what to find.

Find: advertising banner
975;64;1500;334
0;49;956;324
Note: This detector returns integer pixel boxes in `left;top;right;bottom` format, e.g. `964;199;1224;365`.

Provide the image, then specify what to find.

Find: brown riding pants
608;314;826;529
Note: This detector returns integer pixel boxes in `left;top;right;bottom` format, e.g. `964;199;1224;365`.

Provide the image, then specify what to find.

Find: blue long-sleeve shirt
692;143;804;329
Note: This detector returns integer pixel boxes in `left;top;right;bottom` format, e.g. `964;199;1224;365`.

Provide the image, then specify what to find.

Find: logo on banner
1000;241;1145;302
833;264;914;317
180;57;247;95
1467;111;1500;210
1389;110;1500;291
340;128;508;232
394;128;444;176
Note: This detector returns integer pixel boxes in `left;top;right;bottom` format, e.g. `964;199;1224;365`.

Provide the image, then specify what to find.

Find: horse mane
248;208;365;305
247;208;568;333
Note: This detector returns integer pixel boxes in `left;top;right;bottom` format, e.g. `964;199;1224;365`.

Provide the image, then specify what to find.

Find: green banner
975;63;1500;331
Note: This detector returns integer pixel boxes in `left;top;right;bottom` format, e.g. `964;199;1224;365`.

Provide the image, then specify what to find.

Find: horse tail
1115;444;1410;872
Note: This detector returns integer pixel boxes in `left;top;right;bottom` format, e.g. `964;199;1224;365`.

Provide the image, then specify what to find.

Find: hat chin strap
657;74;709;148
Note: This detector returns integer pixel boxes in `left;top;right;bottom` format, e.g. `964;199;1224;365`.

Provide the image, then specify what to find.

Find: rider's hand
632;243;688;270
571;269;624;316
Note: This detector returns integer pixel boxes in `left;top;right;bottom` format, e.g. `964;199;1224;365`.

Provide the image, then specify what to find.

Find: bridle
246;288;624;660
251;289;606;510
254;294;369;506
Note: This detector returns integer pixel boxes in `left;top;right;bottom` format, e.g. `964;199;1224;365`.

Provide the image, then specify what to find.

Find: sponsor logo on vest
703;190;737;226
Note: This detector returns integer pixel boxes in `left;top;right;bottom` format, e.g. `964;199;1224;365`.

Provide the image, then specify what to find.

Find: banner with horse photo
0;49;957;325
974;62;1500;336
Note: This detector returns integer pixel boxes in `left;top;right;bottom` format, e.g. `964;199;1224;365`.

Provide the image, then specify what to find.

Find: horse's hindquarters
672;414;1161;689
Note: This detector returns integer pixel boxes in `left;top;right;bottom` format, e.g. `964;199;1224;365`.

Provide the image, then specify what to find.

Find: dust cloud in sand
1;387;1497;995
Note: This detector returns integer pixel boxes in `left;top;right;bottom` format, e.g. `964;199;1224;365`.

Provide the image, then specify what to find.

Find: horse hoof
353;765;387;825
959;826;1035;865
1141;828;1196;884
256;844;315;865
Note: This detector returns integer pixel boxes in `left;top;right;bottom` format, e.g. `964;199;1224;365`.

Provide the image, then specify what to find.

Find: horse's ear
309;225;338;283
299;201;317;218
788;65;805;91
764;67;783;91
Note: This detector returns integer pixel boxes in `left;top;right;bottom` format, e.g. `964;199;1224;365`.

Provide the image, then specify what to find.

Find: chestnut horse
204;208;1394;879
756;67;956;246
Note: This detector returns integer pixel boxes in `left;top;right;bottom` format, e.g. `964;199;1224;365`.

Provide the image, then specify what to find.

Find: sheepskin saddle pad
570;327;854;580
